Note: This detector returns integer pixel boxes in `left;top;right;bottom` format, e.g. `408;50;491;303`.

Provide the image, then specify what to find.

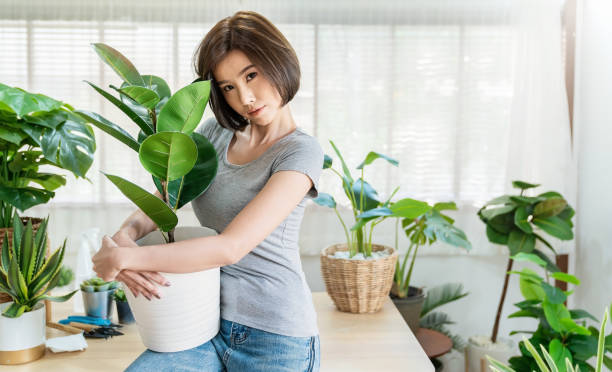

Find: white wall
573;0;612;317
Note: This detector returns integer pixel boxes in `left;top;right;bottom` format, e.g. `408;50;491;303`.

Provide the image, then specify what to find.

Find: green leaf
487;212;515;234
25;173;66;191
19;220;35;284
313;193;337;208
390;198;432;218
139;132;198;181
533;216;574;240
323;154;332;169
0;83;63;117
0;125;27;144
422;211;471;250
28;240;65;296
514;206;533;234
570;309;598;322
551;272;580;285
519;268;545;301
157;81;211;135
539;191;563;199
103;173;178;232
152;132;218;209
541;282;567;304
39;113;95;178
119;86;159;110
543;300;572;332
533;249;562;272
357;207;392;219
480;205;516;221
534;198;568;218
8;257;28;300
329;140;353;184
32;218;48;275
84;81;153;135
512;181;541;190
433;202;457;212
1;232;10;273
559;318;591;335
511;252;547;267
0;186;54;211
352;178;380;211
75;110;140;152
356;151;399;169
549;339;572;372
557;206;575;222
421;283;468;316
1;302;27;318
508;229;535;255
91;43;144;86
486;225;509;245
142;75;171;100
33;289;78;304
510;195;544;205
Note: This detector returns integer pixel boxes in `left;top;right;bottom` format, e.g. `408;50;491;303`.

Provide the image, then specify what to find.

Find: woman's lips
248;106;265;116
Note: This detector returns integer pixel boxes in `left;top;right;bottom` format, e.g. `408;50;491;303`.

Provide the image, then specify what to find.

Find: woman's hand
109;230;170;300
92;236;124;282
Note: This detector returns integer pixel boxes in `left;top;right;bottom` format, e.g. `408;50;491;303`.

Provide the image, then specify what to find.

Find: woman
92;10;323;372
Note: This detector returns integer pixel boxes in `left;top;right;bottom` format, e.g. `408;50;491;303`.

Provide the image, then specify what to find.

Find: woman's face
213;49;282;126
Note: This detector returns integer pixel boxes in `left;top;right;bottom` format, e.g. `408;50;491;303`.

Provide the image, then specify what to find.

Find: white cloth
45;333;88;353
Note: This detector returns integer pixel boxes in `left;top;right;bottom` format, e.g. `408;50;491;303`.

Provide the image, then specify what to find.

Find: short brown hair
194;11;300;131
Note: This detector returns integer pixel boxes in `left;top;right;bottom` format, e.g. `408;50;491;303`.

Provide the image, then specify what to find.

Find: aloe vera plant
0;215;77;318
80;277;118;293
76;43;218;243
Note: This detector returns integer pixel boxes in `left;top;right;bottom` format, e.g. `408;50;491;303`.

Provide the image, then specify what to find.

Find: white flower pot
0;302;46;365
127;226;220;352
465;335;514;372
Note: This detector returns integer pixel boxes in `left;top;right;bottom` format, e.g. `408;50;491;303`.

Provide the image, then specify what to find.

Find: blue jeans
125;319;321;372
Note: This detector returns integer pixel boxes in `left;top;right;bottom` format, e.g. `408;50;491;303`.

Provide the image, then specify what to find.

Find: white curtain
0;0;574;258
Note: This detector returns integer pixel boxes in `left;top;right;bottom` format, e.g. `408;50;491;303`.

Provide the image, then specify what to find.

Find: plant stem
150;109;157;133
491;258;514;344
333;207;351;249
403;243;420;292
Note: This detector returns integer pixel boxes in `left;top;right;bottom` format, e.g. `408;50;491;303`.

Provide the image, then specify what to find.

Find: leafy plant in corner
0;215;77;317
478;180;574;344
503;252;612;372
113;288;127;302
76;43;218;243
0;83;95;228
420;283;470;351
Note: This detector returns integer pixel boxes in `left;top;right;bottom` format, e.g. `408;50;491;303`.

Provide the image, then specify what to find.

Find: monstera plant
0;83;95;228
76;43;218;242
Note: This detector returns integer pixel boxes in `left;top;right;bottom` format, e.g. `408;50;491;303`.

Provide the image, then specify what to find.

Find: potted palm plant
77;43;219;352
313;143;402;313
0;83;95;305
0;216;77;365
467;180;575;372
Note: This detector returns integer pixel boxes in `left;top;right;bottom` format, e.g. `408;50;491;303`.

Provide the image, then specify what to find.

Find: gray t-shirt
191;117;323;337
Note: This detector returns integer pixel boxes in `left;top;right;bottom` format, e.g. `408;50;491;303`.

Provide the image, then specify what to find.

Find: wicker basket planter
320;243;397;313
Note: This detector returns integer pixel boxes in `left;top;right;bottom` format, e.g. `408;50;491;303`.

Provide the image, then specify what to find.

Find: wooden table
1;292;433;372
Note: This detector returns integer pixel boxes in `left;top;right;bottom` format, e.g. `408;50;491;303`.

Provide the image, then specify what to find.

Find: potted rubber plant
0;83;95;304
80;277;118;319
0;216;77;365
466;180;575;372
313;142;401;313
76;43;219;352
503;253;612;372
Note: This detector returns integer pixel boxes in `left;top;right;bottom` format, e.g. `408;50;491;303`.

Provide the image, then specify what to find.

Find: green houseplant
467;180;575;371
313;142;402;313
77;43;219;352
488;306;611;372
0;215;77;364
0;83;95;228
113;288;135;324
504;253;612;371
80;277;118;319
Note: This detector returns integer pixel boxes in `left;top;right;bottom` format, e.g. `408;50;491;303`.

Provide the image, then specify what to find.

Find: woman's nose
238;86;255;106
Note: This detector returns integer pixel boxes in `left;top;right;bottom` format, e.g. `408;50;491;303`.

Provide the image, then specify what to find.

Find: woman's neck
243;105;296;146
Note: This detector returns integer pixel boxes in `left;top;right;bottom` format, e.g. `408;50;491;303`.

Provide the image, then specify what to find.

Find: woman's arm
93;170;313;280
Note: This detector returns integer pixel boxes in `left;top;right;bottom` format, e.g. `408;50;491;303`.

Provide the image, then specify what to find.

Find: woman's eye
222;85;233;92
246;72;257;81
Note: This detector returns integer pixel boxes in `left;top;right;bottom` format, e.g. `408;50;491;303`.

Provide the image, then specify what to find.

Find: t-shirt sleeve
195;117;218;140
272;135;324;199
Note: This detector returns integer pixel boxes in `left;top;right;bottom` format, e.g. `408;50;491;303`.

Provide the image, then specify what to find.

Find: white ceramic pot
465;335;515;372
0;302;46;365
127;226;220;352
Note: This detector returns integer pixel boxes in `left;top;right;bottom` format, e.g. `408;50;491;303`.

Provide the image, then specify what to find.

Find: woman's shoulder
196;117;231;140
